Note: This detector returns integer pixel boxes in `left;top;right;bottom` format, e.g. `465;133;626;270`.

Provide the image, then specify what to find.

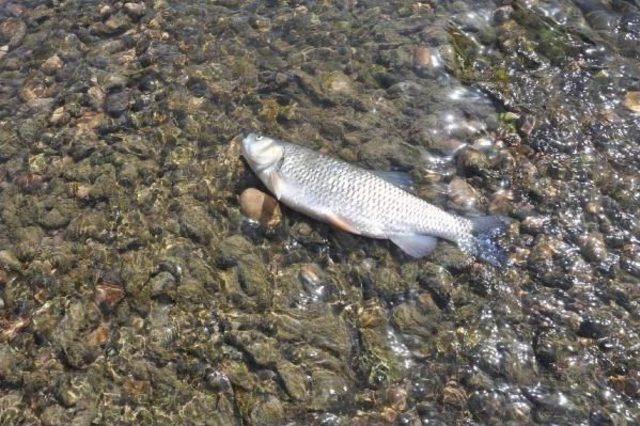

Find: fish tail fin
461;215;508;266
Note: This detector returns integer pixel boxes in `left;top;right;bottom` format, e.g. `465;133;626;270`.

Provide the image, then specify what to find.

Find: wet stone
87;86;105;109
239;188;282;229
0;250;21;272
310;368;350;411
249;396;285;425
578;233;608;263
447;177;480;213
577;317;609;340
0;18;26;48
37;208;70;230
218;235;271;309
123;2;146;18
457;148;490;177
277;360;309;401
623;91;640;114
149;271;177;299
413;45;433;69
41;54;63;74
105;89;131;117
179;205;214;245
40;405;70;426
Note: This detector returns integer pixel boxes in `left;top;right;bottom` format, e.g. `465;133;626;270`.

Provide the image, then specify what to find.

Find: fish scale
242;133;506;264
280;142;465;237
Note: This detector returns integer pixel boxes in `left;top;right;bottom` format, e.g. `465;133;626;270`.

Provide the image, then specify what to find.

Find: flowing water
0;0;639;424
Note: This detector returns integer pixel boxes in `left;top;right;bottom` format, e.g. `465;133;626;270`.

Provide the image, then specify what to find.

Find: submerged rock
239;188;282;229
623;91;640;114
41;54;63;74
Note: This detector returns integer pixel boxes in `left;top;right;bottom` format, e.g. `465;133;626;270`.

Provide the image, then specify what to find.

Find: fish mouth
241;133;284;172
241;132;258;149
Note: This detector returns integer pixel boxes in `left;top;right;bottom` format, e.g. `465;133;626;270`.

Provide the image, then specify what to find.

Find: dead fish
241;133;506;265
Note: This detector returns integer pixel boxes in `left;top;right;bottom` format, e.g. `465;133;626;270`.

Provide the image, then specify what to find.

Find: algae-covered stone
623;91;640;114
218;235;271;309
66;212;111;242
0;346;25;386
149;271;177;299
0;392;34;424
356;303;405;386
40;404;70;426
391;302;436;338
249;396;285;426
0;250;21;272
418;263;455;308
220;360;255;391
368;266;409;300
276;360;309;401
38;207;70;230
179;392;237;426
310;368;350;410
273;313;351;357
179;203;214;244
227;330;280;367
176;278;209;303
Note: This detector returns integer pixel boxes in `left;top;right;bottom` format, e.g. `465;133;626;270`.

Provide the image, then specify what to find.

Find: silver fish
241;133;506;264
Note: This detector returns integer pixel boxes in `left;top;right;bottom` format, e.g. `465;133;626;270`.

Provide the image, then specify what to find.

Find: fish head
241;133;284;174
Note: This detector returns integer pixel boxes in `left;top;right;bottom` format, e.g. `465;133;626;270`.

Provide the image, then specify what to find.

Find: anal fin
390;234;438;258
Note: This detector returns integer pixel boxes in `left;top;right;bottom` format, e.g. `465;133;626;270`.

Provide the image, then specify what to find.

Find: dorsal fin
372;170;415;192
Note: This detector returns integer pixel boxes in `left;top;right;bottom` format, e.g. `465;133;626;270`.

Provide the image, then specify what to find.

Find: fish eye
256;135;263;140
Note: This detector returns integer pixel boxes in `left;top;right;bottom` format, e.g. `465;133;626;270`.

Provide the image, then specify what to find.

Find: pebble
123;2;146;18
105;89;130;117
0;18;26;48
239;188;282;229
578;233;608;263
0;250;21;272
49;106;67;125
99;4;113;17
87;86;106;109
41;54;63;74
95;283;125;310
447;177;479;212
105;14;129;33
413;45;433;69
457;148;489;177
623;91;640;114
19;78;52;108
321;71;353;95
493;6;513;24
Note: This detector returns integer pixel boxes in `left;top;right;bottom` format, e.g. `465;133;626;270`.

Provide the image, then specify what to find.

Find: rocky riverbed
0;0;639;424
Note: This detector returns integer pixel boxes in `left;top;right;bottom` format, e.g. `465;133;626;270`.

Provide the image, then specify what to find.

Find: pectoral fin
390;234;438;258
268;173;286;200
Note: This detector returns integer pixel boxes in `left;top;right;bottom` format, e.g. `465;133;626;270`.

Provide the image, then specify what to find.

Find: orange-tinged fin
268;173;286;200
326;212;361;235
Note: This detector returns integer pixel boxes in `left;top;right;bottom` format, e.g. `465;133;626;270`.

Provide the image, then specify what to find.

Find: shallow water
0;0;639;424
